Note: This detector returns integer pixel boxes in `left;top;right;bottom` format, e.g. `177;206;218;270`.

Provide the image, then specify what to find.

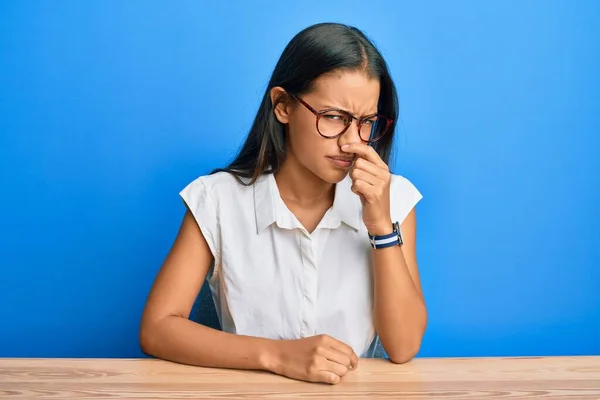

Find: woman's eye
324;114;349;123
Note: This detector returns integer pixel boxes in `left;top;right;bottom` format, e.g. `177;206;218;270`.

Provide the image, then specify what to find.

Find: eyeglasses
289;93;393;143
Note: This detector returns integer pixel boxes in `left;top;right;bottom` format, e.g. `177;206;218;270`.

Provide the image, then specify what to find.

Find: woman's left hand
341;143;392;236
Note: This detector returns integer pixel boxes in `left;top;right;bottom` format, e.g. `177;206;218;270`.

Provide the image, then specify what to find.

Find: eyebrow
319;104;379;118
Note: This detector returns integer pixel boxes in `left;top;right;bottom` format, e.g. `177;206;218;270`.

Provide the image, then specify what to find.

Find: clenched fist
265;334;359;384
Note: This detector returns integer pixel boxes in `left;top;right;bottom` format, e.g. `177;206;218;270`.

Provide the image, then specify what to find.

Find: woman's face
272;69;381;184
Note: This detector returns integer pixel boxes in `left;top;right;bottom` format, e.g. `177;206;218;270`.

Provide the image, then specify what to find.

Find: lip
327;155;354;168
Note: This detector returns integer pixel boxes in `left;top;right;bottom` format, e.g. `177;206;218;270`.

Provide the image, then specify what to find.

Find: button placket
299;231;318;338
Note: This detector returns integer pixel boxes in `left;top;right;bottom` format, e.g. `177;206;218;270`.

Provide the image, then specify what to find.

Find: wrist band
368;221;403;249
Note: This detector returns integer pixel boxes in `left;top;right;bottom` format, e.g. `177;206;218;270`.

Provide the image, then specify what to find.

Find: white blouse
180;170;422;357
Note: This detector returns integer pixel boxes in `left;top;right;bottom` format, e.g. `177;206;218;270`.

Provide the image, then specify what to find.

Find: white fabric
180;171;422;357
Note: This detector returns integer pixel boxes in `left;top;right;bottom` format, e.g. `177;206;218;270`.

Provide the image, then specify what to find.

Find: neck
274;156;334;207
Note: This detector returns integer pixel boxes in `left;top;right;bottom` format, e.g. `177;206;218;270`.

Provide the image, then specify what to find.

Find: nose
337;120;362;147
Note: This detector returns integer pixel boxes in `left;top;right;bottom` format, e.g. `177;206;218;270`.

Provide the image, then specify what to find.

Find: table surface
1;356;599;399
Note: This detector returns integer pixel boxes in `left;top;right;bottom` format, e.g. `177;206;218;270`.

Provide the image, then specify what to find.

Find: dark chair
189;279;221;330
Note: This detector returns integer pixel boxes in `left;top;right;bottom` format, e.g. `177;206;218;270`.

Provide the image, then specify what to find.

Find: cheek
287;117;325;156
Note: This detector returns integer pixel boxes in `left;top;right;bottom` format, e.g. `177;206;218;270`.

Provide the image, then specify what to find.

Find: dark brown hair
212;22;399;185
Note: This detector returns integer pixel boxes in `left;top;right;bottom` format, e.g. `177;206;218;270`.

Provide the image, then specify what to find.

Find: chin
314;165;349;184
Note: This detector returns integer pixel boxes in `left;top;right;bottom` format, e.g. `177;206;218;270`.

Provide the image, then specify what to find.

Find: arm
139;210;273;370
370;209;427;364
341;143;427;364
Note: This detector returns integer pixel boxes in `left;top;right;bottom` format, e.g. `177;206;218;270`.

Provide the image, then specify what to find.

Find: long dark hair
211;22;399;185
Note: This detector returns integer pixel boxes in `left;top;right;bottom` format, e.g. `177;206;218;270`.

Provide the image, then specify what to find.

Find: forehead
307;69;380;112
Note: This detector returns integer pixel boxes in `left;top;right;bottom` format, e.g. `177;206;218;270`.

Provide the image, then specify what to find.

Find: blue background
1;1;598;358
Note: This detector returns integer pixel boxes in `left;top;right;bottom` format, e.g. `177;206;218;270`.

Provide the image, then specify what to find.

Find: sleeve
390;174;423;225
179;177;220;263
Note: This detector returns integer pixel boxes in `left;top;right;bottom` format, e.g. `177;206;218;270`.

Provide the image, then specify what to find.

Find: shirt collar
254;172;361;233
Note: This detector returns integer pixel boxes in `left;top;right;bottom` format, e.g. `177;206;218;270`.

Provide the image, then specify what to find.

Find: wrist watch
368;221;403;249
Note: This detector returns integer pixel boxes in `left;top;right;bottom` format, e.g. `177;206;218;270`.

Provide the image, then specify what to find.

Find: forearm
372;245;427;363
140;315;275;371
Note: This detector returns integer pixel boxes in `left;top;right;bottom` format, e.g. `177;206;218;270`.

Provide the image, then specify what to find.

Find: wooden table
1;356;599;399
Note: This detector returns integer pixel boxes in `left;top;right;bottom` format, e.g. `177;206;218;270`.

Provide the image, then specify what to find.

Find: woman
140;22;426;385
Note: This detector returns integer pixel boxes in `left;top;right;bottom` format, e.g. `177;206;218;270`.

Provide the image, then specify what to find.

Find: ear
270;86;292;124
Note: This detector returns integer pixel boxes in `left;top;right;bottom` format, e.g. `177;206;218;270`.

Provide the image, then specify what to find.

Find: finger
353;157;388;177
351;179;373;200
319;359;349;378
350;168;381;186
312;370;341;385
321;346;353;369
341;143;387;168
328;338;359;368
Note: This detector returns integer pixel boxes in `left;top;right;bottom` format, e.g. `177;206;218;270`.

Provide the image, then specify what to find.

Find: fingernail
341;144;349;150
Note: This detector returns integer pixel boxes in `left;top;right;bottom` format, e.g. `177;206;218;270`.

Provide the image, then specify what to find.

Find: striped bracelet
368;221;403;249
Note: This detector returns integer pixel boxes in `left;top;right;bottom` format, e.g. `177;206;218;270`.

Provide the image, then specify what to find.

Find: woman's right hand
265;334;359;384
